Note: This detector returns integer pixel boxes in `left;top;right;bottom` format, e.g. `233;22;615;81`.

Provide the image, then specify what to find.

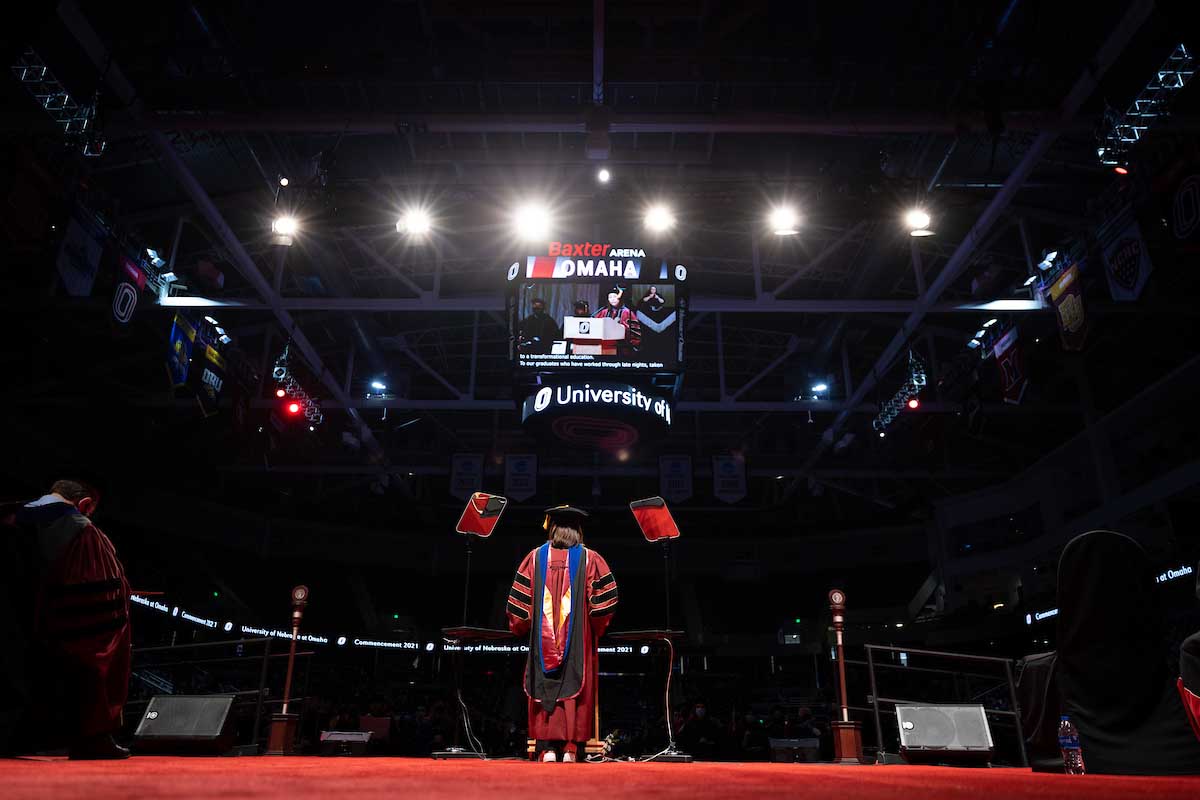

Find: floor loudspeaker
896;704;994;766
132;695;237;755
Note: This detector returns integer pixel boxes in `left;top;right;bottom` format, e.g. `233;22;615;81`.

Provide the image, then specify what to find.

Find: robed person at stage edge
507;506;617;762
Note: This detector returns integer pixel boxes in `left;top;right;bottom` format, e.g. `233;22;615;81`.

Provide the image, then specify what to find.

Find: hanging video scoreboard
506;241;688;375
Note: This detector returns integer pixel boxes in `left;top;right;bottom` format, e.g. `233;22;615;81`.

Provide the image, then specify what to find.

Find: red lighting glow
287;402;301;415
1114;166;1129;175
275;388;286;398
907;398;920;410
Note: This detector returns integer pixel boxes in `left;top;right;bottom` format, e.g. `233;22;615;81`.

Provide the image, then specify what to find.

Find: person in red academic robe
594;287;641;355
11;480;132;759
507;505;617;762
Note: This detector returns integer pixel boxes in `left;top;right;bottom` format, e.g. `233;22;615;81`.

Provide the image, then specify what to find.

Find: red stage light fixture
1113;166;1129;175
907;397;920;410
275;388;286;398
287;402;301;415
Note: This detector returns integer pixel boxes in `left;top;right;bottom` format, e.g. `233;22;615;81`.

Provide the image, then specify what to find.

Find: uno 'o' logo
533;387;552;412
337;636;347;646
674;264;687;281
507;261;520;281
146;711;159;720
578;321;591;334
112;282;138;323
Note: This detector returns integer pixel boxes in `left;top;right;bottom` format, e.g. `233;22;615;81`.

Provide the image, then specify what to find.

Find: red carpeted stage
4;757;1200;799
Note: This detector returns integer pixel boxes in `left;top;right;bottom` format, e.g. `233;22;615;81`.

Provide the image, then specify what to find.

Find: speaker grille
897;704;994;751
134;695;235;741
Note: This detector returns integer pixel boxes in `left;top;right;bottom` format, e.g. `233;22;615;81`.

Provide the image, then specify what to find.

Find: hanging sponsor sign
166;313;197;387
1047;263;1088;351
712;455;747;504
659;455;694;503
504;454;538;502
992;326;1028;405
449;453;485;501
56;215;104;296
1102;220;1154;301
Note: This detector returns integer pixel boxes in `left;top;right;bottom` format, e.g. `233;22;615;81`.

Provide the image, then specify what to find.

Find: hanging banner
188;338;227;418
166;313;197;387
1102;220;1154;301
712;455;747;504
111;255;146;328
449;453;485;501
659;455;693;504
504;454;538;502
992;326;1028;405
56;215;104;296
1047;263;1088;351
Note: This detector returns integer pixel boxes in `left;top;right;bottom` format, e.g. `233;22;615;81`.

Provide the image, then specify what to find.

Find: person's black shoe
68;735;131;760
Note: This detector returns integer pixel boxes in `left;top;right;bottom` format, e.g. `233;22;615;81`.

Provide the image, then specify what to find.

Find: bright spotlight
811;383;828;393
1113;166;1129;176
968;338;982;349
204;316;218;325
513;203;552;241
769;206;800;235
370;380;388;391
907;397;920;410
643;204;676;233
287;402;301;415
905;209;931;230
1023;274;1039;287
276;388;286;398
983;318;998;328
878;431;887;438
271;215;299;236
974;329;986;339
597;168;611;183
397;208;432;236
279;176;290;187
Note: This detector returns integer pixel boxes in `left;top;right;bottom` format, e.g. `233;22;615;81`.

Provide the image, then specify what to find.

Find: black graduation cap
543;504;590;530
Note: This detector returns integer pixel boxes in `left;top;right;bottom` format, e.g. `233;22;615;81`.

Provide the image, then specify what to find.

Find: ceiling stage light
983;318;998;328
370;380;388;391
811;383;828;393
597;168;611;183
271;215;299;236
276;388;286;398
1113;166;1129;175
905;209;931;230
397;208;432;236
907;397;920;410
287;402;301;415
770;206;800;235
513;203;552;241
643;204;676;233
279;176;289;187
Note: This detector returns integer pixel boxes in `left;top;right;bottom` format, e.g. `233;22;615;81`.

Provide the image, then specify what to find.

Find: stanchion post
267;585;308;755
829;589;864;764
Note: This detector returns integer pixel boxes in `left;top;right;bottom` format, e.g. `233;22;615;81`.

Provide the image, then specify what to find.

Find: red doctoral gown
507;544;617;745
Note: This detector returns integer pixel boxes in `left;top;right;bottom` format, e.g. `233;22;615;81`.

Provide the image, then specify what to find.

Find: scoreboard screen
507;241;687;375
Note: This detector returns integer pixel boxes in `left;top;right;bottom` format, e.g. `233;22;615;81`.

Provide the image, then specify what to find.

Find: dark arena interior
3;1;1200;798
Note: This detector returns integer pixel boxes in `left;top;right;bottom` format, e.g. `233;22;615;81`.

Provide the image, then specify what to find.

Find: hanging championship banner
449;453;485;501
188;338;227;417
712;455;747;504
166;313;197;387
1169;171;1200;248
992;326;1028;405
659;455;693;503
1102;220;1154;301
1047;263;1088;351
504;454;538;502
111;255;146;327
56;214;104;296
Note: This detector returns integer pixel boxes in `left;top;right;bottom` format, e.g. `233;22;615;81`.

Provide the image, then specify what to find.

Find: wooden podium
564;316;625;356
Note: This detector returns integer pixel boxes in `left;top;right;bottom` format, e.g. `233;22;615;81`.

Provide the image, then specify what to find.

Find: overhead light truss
1096;43;1194;166
10;47;106;156
871;351;927;432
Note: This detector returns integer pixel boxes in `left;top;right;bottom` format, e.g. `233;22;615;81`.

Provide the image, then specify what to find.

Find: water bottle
1058;715;1086;775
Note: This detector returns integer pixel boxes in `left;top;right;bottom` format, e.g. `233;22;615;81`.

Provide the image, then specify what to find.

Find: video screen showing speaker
506;242;688;374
